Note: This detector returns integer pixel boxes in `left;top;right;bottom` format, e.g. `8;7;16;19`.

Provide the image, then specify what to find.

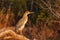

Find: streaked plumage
16;11;33;34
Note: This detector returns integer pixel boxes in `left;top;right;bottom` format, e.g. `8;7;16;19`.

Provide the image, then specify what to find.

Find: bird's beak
30;12;34;14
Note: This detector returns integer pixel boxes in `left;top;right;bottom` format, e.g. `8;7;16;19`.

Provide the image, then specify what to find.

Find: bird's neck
23;13;28;18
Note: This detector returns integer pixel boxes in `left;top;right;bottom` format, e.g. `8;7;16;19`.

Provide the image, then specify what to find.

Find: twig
41;0;60;18
30;0;34;11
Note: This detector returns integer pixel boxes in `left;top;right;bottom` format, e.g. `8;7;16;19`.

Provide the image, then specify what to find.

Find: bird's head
24;11;34;16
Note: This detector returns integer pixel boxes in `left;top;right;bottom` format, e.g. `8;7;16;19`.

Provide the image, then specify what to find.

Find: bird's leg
16;29;23;35
20;30;23;35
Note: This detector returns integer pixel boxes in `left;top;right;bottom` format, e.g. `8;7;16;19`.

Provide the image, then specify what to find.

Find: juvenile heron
16;11;34;34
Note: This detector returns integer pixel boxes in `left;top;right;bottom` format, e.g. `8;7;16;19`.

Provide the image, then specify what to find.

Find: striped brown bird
16;11;34;34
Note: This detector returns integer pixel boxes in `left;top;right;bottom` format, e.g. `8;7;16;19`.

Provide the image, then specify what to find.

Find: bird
16;11;34;34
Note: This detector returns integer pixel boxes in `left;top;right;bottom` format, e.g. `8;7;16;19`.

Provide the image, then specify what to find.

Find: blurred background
0;0;60;40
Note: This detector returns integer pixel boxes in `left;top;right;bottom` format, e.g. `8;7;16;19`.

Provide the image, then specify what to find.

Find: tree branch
0;29;29;40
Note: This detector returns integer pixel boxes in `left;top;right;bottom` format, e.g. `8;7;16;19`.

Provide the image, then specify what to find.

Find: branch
41;0;60;18
0;29;29;40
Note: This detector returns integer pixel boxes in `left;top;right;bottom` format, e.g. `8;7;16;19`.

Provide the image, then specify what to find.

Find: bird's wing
16;17;28;28
16;18;24;27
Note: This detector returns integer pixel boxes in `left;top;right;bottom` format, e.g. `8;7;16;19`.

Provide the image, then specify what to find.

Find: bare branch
41;0;60;18
0;29;29;40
